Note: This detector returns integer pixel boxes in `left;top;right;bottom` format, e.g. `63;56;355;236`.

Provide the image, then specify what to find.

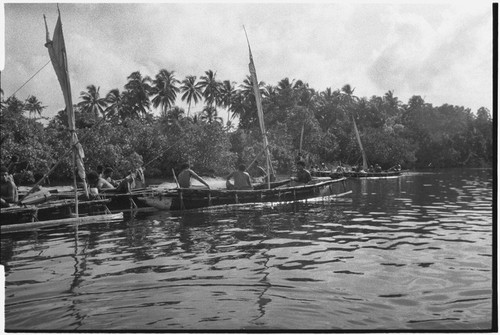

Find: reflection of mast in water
360;178;368;196
177;211;212;252
67;224;88;328
69;225;83;292
253;246;272;322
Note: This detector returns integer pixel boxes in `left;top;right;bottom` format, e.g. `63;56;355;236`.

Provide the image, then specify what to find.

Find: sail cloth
352;116;368;171
245;30;273;188
44;9;88;196
247;46;266;145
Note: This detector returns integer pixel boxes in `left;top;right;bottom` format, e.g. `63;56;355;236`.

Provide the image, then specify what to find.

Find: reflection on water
1;169;493;330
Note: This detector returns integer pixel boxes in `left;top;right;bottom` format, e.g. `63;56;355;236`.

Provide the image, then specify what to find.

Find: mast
299;123;305;154
244;27;272;189
352;116;368;171
45;7;89;216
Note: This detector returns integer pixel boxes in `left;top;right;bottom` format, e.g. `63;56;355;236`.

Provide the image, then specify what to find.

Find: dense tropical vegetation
0;68;493;185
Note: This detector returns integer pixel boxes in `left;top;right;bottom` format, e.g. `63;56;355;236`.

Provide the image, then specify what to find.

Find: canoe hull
1;199;111;226
142;178;350;211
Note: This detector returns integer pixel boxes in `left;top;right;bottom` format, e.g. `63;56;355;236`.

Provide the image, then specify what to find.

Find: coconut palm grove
0;68;493;185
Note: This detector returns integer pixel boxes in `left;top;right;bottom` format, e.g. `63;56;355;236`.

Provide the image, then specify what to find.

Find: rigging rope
7;59;51;99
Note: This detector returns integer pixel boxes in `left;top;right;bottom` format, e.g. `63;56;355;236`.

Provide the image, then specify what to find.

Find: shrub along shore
1;70;493;186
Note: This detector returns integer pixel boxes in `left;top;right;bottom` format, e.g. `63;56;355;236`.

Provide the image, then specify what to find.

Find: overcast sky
0;1;494;123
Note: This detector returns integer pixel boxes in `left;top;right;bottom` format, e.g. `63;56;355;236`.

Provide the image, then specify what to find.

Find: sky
0;1;495;124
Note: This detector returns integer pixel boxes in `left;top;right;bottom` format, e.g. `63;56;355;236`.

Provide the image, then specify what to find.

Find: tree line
0;68;493;185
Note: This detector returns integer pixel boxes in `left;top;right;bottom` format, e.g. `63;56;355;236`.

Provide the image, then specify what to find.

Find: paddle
172;168;180;188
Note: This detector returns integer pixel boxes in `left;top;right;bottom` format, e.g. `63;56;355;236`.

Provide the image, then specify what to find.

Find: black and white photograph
0;0;495;331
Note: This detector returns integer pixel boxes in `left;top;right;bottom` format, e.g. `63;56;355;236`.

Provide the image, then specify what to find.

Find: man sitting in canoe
87;168;140;197
1;166;19;207
177;163;210;189
226;164;253;190
292;160;312;184
103;167;121;188
86;171;114;197
251;160;275;183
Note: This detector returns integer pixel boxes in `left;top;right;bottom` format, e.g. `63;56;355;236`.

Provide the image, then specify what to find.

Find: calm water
1;169;494;331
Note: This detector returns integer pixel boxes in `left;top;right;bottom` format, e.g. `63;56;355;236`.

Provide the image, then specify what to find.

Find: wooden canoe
139;177;351;211
0;199;112;225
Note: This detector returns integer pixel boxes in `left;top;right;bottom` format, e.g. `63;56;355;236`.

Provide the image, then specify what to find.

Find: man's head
238;164;246;172
181;163;190;170
1;166;9;182
87;171;99;184
103;167;114;177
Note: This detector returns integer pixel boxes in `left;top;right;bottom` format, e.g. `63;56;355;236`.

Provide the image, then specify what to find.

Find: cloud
2;2;493;121
367;3;491;108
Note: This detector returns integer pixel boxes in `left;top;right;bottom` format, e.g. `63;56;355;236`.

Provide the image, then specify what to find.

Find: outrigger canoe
312;170;402;179
0;198;113;226
139;177;351;211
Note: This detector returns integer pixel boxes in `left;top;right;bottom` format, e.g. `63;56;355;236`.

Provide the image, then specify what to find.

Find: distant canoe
312;170;403;179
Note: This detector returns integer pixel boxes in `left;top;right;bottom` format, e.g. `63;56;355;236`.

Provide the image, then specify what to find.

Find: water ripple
1;169;493;330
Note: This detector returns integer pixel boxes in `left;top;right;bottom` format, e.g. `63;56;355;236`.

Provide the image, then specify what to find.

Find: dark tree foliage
1;70;492;184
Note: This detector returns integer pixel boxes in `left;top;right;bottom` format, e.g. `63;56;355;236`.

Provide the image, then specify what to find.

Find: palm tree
294;81;315;108
240;75;266;100
240;76;254;100
151;69;180;115
340;84;357;99
78;85;108;118
24;95;46;119
277;77;295;91
198;70;221;108
104;89;122;121
219;80;236;125
4;96;25;114
263;84;277;98
180;75;203;117
168;106;185;124
124;71;153;119
228;91;248;120
0;88;4;110
340;84;359;115
200;105;223;124
383;90;403;115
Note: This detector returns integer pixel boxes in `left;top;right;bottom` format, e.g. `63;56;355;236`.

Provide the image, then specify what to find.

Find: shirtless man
292;160;312;184
1;166;18;207
177;163;210;189
103;167;120;187
226;164;253;190
86;170;115;197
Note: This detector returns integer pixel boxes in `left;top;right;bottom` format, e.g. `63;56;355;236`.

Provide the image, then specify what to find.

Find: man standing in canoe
177;163;210;189
1;166;18;207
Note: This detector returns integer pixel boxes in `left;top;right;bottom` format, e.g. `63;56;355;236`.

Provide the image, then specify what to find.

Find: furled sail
352;116;368;171
44;9;88;201
244;28;273;189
